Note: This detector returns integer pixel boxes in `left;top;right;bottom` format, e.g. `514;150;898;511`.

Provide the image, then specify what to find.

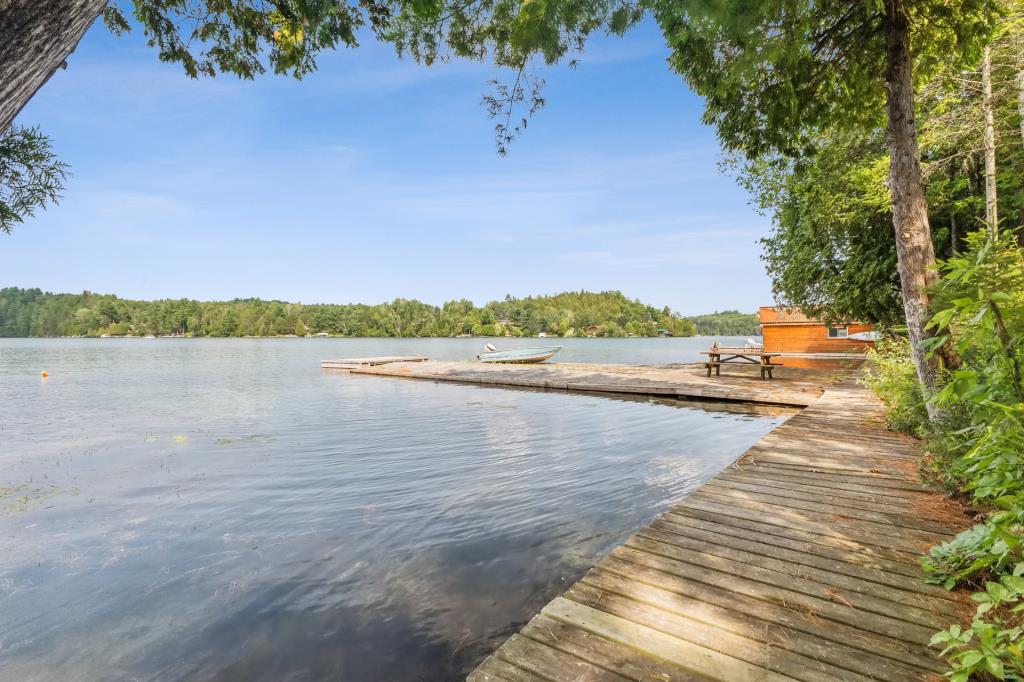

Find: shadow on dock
467;380;967;682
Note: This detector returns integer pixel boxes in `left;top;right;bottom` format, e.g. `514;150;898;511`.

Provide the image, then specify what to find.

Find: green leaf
1002;575;1024;593
927;308;956;331
984;655;1004;678
960;651;984;667
609;7;631;34
985;582;1012;602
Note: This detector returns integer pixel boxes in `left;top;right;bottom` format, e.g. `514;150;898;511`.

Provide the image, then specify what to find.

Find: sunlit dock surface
332;360;852;407
320;355;428;369
466;379;964;681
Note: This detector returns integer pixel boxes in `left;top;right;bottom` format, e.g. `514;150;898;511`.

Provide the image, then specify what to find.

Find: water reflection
0;339;789;680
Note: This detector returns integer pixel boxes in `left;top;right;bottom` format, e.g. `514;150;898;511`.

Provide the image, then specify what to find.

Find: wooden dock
468;380;965;682
320;355;427;370
346;361;838;407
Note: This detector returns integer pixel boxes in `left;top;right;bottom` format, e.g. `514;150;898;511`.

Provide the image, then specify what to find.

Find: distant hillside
688;310;761;336
0;288;704;339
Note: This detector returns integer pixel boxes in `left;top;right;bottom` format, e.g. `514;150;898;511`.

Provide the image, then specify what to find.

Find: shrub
865;230;1024;680
862;336;929;435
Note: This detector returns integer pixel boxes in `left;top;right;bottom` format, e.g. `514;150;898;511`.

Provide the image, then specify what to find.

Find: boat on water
476;345;563;364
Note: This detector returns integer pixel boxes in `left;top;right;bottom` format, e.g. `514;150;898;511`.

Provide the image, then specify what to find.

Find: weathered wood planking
349;360;837;406
320;355;428;370
468;381;964;682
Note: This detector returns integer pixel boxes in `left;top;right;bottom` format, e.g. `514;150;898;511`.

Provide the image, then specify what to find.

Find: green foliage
744;6;1024;325
103;0;378;80
928;232;1024;409
0;288;699;339
867;230;1024;679
0;126;69;235
923;231;1024;512
862;337;929;436
743;131;908;325
649;0;999;160
924;513;1023;590
929;563;1024;682
687;310;759;336
385;0;642;151
385;0;641;68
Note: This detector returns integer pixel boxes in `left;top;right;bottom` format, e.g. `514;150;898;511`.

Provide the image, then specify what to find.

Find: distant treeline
0;288;759;338
687;310;762;336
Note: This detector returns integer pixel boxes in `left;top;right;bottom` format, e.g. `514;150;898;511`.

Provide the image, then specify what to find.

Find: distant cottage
758;307;875;354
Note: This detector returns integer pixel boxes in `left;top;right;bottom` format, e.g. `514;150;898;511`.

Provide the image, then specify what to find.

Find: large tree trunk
0;0;106;134
1018;63;1024;243
1016;27;1024;147
982;45;999;235
1015;26;1024;242
884;0;945;418
1018;66;1024;147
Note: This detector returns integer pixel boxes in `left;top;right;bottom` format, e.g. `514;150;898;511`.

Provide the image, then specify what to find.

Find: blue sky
2;17;773;315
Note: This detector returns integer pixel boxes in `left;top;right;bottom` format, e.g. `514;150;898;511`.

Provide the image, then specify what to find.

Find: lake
0;337;790;681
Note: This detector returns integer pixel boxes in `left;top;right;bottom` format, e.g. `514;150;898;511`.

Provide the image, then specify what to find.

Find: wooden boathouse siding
468;380;963;682
759;307;875;354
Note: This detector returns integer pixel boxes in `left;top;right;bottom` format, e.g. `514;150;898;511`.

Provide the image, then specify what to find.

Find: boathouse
758;306;875;353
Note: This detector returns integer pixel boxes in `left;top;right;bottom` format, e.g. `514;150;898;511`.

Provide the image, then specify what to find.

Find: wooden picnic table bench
700;347;783;380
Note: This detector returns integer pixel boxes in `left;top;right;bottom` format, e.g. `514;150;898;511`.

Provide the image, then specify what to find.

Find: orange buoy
40;371;49;378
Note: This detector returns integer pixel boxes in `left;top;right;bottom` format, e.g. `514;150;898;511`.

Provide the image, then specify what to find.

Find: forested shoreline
0;288;759;338
5;0;1023;676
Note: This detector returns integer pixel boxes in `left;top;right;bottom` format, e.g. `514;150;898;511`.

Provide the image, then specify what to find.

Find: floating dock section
320;356;428;370
469;380;966;682
344;360;831;407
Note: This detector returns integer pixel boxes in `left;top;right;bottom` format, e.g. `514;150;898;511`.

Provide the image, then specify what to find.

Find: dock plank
467;656;537;682
632;527;959;615
494;634;631;682
663;507;928;568
544;597;793;682
648;517;955;600
578;567;945;676
467;379;962;681
604;549;941;639
321;355;427;369
696;483;956;535
565;581;877;682
347;360;833;406
522;614;708;682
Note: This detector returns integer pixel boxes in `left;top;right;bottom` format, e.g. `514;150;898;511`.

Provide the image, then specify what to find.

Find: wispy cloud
4;16;772;315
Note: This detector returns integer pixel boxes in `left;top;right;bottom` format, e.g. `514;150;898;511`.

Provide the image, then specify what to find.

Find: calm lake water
0;337;789;681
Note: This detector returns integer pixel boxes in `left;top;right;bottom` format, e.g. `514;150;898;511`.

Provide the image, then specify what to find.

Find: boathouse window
828;326;849;338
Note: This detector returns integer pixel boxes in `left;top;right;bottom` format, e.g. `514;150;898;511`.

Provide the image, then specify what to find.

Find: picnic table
700;346;783;380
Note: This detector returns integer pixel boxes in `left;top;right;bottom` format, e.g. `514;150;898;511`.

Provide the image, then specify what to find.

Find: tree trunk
1015;62;1024;137
1016;27;1024;147
1018;64;1024;243
0;0;106;134
1018;66;1024;148
982;45;999;235
884;0;945;418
